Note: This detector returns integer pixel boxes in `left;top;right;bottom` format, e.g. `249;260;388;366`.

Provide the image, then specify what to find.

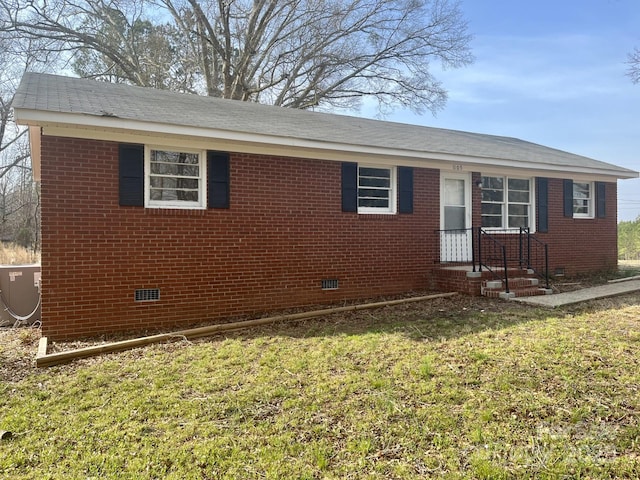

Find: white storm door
440;173;472;262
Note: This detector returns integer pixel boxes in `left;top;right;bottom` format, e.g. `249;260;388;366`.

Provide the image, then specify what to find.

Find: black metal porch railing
437;227;550;293
477;228;510;293
519;227;550;289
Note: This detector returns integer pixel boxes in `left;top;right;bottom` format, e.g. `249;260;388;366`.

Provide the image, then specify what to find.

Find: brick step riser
482;278;539;290
482;288;549;299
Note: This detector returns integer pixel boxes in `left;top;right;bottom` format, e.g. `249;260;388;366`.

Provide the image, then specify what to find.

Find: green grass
1;295;640;479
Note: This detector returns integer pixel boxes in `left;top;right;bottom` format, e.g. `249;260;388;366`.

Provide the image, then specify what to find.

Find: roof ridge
13;73;639;178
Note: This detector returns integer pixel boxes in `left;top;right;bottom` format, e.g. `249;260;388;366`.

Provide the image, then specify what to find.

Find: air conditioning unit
0;264;41;326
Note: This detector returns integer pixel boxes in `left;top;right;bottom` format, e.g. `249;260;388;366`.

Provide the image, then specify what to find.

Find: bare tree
0;28;57;250
71;5;200;92
1;0;189;89
3;0;473;114
0;35;29;180
628;47;640;84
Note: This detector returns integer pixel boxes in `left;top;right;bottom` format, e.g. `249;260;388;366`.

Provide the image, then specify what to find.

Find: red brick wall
535;178;618;276
469;174;618;277
40;136;441;340
40;137;620;339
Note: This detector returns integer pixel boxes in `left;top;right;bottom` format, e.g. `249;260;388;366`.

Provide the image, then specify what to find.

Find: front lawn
1;294;639;479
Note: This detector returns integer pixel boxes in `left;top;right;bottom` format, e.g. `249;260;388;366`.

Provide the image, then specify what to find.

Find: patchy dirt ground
0;326;40;382
2;270;639;383
0;294;503;382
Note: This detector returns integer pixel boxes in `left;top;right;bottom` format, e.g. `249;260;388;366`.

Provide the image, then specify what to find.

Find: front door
440;173;472;262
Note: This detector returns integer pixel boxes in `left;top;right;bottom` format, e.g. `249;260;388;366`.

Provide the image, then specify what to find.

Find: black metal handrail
477;228;510;293
519;227;550;289
437;227;549;294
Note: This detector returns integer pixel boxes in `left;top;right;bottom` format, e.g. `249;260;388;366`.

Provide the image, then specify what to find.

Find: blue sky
368;0;640;221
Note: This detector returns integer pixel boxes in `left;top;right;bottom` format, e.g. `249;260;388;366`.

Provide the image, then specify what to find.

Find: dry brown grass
0;243;39;265
620;259;640;269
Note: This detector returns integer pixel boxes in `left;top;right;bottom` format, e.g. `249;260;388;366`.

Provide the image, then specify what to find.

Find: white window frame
357;165;397;214
145;146;207;209
573;181;594;218
481;175;535;231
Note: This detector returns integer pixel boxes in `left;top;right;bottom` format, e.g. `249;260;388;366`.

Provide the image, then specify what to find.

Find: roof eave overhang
15;108;640;181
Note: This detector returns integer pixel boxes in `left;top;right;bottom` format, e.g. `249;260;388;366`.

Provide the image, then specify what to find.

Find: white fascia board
28;126;42;182
16;108;639;181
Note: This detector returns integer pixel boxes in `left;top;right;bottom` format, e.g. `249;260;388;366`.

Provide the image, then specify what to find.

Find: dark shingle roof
13;72;638;178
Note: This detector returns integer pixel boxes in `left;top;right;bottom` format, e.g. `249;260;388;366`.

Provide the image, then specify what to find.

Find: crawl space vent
321;279;339;290
135;288;160;302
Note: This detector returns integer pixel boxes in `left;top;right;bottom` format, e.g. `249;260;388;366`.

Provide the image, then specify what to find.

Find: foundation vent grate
321;279;339;290
135;288;160;302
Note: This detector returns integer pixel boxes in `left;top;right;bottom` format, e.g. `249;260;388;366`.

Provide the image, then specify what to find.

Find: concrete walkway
513;279;640;308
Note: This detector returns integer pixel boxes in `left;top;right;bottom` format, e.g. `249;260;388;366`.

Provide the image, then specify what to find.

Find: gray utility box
0;264;41;326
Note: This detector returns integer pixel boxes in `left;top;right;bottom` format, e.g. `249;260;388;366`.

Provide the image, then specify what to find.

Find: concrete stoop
481;276;552;299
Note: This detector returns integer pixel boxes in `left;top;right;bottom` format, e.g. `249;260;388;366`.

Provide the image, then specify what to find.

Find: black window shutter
563;179;573;218
398;166;414;214
596;182;606;218
536;177;548;233
341;162;358;212
119;144;144;206
208;151;230;209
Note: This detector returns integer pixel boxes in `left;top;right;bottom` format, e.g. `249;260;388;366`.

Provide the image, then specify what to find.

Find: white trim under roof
28;126;41;182
17;115;638;183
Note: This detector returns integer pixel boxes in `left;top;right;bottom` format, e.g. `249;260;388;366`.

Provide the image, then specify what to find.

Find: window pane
509;204;529;216
359;197;389;208
150;163;199;177
444;179;465;206
507;179;529;204
573;199;589;215
482;189;503;202
444;206;466;230
482;176;503;189
179;191;198;201
359;167;390;179
482;203;502;215
152;150;198;164
573;182;590;199
151;177;175;188
508;191;530;203
482;215;503;228
508;216;529;228
508;204;529;228
359;176;390;188
150;187;199;200
508;178;529;191
358;188;389;199
150;177;199;189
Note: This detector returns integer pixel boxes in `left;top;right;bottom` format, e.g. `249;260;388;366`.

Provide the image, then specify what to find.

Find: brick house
14;73;639;340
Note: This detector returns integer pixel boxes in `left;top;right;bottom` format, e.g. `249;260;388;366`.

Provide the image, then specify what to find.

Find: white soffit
18;111;637;182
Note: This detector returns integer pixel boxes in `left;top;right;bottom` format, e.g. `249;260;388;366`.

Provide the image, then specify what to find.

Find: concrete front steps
481;276;553;299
